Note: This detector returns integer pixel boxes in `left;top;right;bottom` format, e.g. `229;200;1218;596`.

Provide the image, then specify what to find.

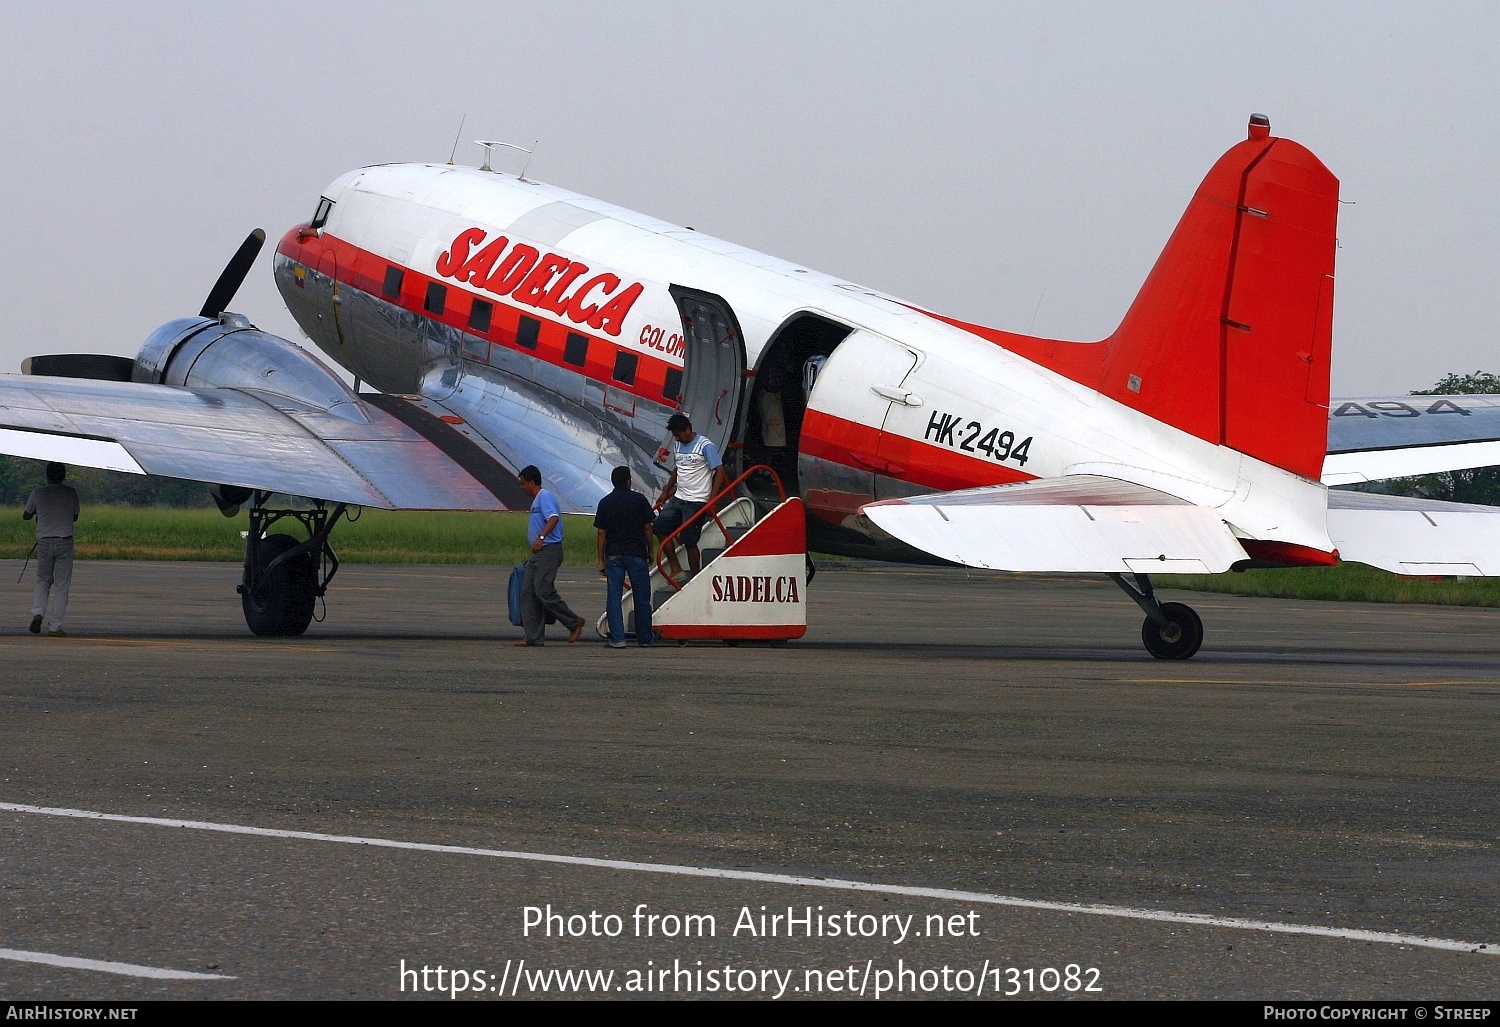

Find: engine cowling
133;312;367;422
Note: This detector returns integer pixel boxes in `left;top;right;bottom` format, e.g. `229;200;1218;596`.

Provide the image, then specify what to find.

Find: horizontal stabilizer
1324;394;1500;484
860;475;1249;573
1328;490;1500;575
1323;441;1500;485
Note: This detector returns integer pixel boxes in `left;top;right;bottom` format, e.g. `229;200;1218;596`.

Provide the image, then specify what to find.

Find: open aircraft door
798;330;920;526
669;286;747;459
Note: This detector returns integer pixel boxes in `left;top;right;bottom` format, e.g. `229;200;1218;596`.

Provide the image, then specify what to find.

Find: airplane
8;113;1500;657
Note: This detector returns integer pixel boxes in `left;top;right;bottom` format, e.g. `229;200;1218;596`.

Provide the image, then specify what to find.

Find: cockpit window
310;197;334;229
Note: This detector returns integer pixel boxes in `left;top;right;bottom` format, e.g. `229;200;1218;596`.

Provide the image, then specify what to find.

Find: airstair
594;465;809;644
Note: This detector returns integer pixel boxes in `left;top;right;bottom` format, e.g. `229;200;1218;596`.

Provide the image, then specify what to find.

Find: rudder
1217;130;1338;479
1090;115;1338;480
930;116;1339;481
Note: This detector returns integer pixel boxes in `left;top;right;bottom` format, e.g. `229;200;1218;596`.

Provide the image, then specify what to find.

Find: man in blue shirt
594;465;657;648
515;465;585;646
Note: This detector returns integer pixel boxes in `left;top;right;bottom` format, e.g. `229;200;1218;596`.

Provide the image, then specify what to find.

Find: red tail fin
928;116;1339;481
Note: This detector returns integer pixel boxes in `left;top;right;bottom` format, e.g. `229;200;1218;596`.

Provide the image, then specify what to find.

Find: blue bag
507;565;524;626
507;563;557;627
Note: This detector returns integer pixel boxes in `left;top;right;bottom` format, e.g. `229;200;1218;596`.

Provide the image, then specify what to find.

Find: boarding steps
594;466;809;643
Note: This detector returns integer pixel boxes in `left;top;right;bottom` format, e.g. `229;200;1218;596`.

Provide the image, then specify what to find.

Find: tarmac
0;559;1496;1000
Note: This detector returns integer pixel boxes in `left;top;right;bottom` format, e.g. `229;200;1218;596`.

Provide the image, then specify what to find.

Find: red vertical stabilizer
924;115;1339;481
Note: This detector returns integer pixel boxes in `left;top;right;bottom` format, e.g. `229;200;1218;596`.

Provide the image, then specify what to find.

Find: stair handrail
652;464;787;592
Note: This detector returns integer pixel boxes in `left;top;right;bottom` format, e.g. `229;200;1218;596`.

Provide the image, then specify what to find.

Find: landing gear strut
1109;572;1204;660
237;495;347;636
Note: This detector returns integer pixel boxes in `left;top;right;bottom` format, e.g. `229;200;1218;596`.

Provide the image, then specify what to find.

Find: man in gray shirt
24;462;79;637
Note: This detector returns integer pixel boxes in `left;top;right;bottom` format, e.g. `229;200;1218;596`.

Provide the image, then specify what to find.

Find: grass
4;506;1499;608
1160;563;1500;608
0;506;598;565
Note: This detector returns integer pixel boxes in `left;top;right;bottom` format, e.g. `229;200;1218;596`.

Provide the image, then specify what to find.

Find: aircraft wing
0;374;521;510
1324;395;1500;485
1327;490;1500;575
859;475;1249;573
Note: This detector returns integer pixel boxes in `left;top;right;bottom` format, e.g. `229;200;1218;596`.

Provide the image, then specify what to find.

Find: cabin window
424;282;446;315
469;298;493;333
663;367;683;402
563;333;589;368
382;266;404;299
612;351;638;385
516;315;540;350
310;197;334;229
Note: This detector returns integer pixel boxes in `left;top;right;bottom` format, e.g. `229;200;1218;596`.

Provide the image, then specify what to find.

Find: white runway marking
3;801;1494;957
0;947;233;980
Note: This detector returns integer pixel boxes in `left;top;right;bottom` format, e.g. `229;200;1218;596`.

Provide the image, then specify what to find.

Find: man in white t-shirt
654;414;730;579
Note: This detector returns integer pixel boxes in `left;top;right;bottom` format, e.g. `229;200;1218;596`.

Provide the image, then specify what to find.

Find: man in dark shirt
594;465;657;648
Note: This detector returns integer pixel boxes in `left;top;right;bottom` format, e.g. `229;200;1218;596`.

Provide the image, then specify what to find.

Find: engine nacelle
134;312;366;421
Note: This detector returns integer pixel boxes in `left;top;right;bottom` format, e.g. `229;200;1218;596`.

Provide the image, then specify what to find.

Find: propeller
21;354;135;381
22;229;268;379
199;229;266;319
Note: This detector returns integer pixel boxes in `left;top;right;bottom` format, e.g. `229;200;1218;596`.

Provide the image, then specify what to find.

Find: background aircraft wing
1324;394;1500;484
0;374;520;510
859;475;1249;573
1327;489;1500;575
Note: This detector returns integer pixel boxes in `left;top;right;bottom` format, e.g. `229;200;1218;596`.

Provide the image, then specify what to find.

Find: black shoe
28;615;41;635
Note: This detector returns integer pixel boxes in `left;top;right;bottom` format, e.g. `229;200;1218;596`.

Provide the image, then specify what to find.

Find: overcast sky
1;1;1496;394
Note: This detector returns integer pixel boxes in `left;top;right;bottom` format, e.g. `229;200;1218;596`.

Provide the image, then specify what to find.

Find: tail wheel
1141;601;1203;660
243;533;318;636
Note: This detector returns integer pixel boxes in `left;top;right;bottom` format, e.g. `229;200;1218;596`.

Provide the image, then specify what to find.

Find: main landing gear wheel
242;533;318;636
1140;601;1203;660
236;497;347;637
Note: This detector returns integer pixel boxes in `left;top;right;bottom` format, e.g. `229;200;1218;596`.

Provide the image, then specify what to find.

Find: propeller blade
199;229;266;319
22;354;135;381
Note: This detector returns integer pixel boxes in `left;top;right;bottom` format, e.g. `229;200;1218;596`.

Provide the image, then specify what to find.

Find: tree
1383;371;1500;505
1413;371;1500;396
0;456;212;507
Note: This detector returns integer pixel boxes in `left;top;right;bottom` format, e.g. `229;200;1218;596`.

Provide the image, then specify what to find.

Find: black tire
242;533;318;636
1140;602;1203;660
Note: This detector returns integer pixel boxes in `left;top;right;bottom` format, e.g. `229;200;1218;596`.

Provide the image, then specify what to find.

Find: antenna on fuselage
447;114;467;165
474;139;533;178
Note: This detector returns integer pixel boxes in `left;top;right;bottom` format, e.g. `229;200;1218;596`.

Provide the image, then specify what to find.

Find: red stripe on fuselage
277;227;681;409
800;408;1035;493
281;228;1032;500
